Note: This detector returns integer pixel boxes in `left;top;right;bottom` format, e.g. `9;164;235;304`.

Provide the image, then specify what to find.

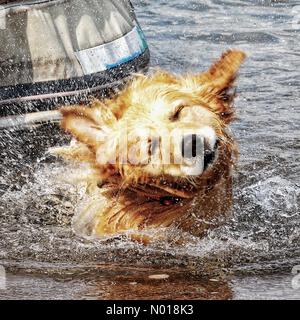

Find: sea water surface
0;0;299;299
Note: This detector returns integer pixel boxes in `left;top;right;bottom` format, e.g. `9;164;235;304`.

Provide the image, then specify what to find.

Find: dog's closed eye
169;105;186;121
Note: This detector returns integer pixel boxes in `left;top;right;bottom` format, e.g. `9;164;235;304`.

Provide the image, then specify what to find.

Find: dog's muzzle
180;128;218;176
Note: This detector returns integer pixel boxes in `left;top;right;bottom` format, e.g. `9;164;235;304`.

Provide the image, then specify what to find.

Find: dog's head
60;50;245;201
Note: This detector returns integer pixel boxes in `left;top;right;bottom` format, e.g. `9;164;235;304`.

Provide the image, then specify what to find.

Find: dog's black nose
203;138;218;170
203;147;216;170
181;134;203;159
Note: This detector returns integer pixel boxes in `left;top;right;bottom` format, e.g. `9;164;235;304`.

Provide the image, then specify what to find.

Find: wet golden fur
53;49;246;242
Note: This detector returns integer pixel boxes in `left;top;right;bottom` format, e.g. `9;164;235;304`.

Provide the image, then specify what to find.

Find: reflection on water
0;0;300;299
1;263;298;300
0;263;232;300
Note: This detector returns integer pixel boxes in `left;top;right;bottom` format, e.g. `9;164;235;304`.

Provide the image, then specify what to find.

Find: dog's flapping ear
200;49;246;89
60;100;117;151
190;50;246;123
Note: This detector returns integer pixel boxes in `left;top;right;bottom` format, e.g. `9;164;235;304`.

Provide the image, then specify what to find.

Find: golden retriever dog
53;49;246;243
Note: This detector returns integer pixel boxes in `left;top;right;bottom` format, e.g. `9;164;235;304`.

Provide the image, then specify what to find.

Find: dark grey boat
0;0;150;121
